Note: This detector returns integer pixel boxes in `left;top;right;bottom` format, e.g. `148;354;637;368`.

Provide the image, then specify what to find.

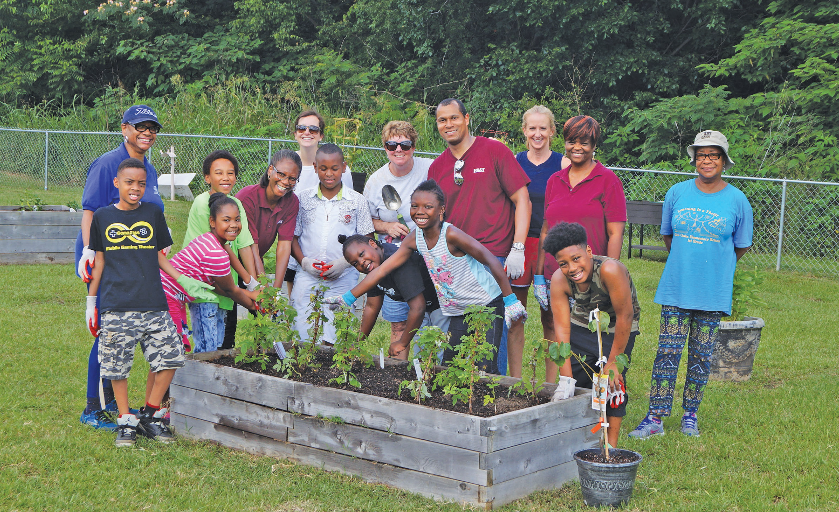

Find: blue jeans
484;256;509;375
382;295;409;322
189;302;226;353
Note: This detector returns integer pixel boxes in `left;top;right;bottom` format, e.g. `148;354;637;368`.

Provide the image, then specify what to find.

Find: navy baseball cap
121;105;161;128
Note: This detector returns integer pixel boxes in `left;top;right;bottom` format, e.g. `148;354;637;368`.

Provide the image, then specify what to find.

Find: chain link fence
3;127;838;276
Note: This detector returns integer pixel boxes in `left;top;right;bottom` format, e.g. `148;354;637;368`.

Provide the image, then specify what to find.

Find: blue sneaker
105;399;139;416
627;414;664;439
681;413;700;437
80;409;117;431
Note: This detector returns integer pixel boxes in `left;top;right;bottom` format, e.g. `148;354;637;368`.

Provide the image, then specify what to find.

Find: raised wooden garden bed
0;206;81;264
170;349;600;509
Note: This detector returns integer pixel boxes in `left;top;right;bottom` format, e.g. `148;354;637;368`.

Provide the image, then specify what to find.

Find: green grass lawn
2;190;838;510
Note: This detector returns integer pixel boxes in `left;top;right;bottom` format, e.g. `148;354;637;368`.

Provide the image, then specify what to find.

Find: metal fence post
268;140;272;164
43;131;49;191
775;179;788;271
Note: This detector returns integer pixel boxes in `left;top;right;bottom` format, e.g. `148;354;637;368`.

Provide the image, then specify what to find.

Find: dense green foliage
1;0;837;178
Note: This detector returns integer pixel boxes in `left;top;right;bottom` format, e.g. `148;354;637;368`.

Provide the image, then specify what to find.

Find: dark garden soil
577;449;642;464
211;349;551;418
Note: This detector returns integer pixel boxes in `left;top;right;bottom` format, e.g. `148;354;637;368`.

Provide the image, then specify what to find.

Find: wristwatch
511;242;525;251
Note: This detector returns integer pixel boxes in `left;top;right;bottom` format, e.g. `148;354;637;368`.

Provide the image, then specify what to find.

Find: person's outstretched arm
445;225;513;296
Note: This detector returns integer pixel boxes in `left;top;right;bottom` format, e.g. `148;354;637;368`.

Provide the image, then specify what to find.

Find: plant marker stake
413;359;423;381
273;342;287;360
591;308;609;459
379;348;384;369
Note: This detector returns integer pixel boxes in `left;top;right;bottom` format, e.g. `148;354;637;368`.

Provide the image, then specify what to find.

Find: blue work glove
533;275;550;311
503;293;528;328
176;275;216;302
323;290;357;311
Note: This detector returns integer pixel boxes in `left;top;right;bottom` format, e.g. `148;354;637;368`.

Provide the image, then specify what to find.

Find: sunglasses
295;125;321;134
384;140;413;151
132;123;160;134
453;159;465;186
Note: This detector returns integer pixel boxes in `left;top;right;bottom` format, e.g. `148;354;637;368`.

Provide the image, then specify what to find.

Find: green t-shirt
183;190;255;310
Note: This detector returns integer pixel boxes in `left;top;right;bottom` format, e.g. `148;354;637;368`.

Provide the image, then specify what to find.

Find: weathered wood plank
171;358;294;411
0;211;83;225
171;413;484;507
289;414;488;485
0;252;75;264
170;384;290;441
0;239;75;253
289;381;487;452
0;224;80;239
479;459;579;508
481;425;599;483
480;393;599;451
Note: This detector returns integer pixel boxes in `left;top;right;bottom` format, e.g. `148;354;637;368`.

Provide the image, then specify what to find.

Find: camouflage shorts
99;311;185;380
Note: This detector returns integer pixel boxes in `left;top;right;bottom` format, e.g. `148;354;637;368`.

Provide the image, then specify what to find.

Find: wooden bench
626;200;667;258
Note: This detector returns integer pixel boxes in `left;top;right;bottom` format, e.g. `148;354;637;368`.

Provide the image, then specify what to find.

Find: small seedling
330;306;372;388
398;326;449;403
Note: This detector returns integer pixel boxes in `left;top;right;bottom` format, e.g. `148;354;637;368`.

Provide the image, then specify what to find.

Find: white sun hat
686;130;735;171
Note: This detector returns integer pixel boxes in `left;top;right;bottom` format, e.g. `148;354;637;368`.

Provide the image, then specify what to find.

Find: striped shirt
415;222;501;316
160;232;231;303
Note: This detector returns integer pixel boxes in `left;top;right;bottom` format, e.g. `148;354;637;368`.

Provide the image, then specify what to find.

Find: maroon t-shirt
428;136;530;257
543;161;627;277
236;184;300;257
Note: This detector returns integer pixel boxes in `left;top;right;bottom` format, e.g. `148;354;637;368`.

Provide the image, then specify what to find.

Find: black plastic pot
710;317;764;382
574;448;642;508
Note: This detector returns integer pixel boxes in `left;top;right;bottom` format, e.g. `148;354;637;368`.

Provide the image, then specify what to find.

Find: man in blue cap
75;104;168;429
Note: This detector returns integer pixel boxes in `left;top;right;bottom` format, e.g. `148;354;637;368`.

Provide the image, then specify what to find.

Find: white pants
291;269;358;344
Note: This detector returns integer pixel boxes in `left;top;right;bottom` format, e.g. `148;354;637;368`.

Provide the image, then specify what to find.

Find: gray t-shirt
363;157;433;237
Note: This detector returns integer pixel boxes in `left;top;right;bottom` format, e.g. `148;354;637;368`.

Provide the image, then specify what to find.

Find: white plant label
413;359;423;381
273;342;287;360
379;348;384;369
591;374;608;410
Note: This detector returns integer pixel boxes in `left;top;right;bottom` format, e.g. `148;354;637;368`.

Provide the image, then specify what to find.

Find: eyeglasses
384;140;413;151
132;123;160;134
695;152;723;161
453;159;465;186
295;125;321;134
271;167;299;184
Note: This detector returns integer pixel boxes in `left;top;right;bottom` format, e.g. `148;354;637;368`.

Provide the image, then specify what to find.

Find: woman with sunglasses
629;130;753;439
362;121;434;350
535;115;627;382
74;105;167;430
236;149;302;290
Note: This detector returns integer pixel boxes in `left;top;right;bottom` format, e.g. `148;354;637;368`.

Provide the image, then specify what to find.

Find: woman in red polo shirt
535;115;627;382
236;149;302;290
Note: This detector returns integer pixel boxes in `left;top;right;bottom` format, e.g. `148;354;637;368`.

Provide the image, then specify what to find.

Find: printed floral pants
648;305;723;416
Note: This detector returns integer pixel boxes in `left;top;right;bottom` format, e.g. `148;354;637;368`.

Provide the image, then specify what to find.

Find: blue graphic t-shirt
654;179;753;314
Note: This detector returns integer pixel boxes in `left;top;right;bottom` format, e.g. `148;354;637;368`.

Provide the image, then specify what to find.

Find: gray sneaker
681;413;700;437
627;414;664;439
115;414;139;448
137;407;175;444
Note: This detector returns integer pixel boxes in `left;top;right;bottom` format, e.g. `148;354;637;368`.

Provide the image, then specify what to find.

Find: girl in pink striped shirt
160;193;260;352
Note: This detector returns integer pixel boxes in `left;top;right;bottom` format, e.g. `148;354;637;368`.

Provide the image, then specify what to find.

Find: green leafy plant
482;376;502;414
726;267;766;321
508;339;548;402
18;194;45;211
330;306;372;389
398;326;450;403
434;305;497;414
236;281;298;371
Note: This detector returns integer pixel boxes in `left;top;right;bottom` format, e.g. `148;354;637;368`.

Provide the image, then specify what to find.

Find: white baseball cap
686;130;735;171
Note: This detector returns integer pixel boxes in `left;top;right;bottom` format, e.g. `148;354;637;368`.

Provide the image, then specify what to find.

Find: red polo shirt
236;184;300;257
428;136;530;257
543;161;627;277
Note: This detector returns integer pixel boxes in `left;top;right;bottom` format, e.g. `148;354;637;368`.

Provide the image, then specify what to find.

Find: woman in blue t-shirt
506;105;570;378
629;130;753;439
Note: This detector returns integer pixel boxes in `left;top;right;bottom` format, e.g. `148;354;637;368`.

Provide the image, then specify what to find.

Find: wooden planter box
0;206;82;264
170;349;600;509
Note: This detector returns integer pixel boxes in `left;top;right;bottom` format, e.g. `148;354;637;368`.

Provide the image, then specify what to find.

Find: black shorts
569;323;637;417
283;268;296;283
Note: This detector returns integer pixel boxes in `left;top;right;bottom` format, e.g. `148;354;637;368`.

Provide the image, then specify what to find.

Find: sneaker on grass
681;412;700;437
105;399;139;416
627;414;664;439
115;414;139;448
137;407;175;443
80;409;117;431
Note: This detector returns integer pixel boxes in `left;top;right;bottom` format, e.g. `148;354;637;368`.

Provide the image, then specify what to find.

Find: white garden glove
551;376;577;401
505;243;526;280
323;291;357;311
533;275;550;310
503;293;527;328
301;257;325;278
321;258;352;280
85;295;99;337
78;246;95;282
245;276;260;292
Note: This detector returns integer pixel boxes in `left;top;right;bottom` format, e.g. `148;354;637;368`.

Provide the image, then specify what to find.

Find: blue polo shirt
75;143;165;276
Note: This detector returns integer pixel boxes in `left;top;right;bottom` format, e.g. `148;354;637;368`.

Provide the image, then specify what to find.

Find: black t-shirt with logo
89;202;173;313
367;243;440;313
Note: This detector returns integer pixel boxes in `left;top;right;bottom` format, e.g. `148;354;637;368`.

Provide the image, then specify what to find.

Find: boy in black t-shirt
86;158;208;447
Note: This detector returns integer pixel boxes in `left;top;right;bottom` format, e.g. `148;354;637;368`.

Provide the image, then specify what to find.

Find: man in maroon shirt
428;98;532;376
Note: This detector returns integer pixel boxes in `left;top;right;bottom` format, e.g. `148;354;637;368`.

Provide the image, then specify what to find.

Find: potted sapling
711;267;766;381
